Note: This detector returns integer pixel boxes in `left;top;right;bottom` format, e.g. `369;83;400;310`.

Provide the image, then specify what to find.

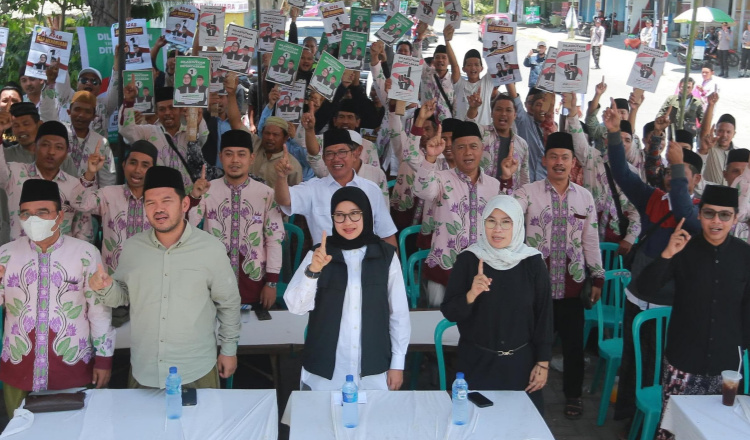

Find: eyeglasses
78;77;100;86
485;218;513;230
323;149;352;160
332;210;362;223
701;208;734;221
19;209;58;221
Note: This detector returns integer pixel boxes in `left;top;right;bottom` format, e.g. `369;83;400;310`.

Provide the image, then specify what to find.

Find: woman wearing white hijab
441;195;553;413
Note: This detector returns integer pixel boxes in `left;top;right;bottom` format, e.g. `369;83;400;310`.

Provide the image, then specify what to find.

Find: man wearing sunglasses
638;185;750;440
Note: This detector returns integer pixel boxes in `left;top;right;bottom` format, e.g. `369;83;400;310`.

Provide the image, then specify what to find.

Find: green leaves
68;305;83;320
56;337;70;355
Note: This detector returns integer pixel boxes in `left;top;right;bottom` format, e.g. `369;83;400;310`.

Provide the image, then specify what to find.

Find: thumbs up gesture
309;231;333;273
190;164;211;198
274;145;293;178
84;142;106;181
500;140;519;180
467;259;492;303
89;264;113;291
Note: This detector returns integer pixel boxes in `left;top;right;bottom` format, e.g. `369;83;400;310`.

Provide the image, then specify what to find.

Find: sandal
564;398;583;420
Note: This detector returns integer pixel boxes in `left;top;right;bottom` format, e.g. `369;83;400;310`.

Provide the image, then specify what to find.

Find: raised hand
224;72;238;95
415;21;428;40
274;145;293;178
443;24;454;42
287;122;297;139
85;142;106;180
562;92;576;111
424;123;445;162
384;77;392;93
89;264;113;291
595;76;607;95
262;52;272;67
190;164;211;198
301;101;316;131
0;112;11;133
154;35;167;49
602;97;622;133
46;63;60;85
702;124;718;150
309;232;333;273
628;90;644;110
370;40;384;63
707;92;719;107
467;259;492;304
123;74;138;102
666;141;685;165
500;140;519;180
417;98;436;121
268;86;281;108
661;218;691;259
467;87;482;109
133;110;145;125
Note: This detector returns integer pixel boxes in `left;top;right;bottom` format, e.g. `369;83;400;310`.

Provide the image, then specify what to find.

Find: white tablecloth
0;389;278;440
286;390;553;440
661;394;750;440
115;310;459;349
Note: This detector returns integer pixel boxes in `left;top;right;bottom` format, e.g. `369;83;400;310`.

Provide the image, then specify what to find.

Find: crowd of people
0;11;747;440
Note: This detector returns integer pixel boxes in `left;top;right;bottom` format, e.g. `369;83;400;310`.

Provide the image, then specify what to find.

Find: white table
661;394;750;440
0;389;278;440
286;390;554;440
115;310;459;350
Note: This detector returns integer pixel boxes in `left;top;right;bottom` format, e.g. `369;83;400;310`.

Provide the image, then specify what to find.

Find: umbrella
674;7;735;24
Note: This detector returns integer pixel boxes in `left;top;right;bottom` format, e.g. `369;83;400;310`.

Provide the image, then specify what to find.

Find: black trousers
741;48;750;70
592;46;602;67
614;300;660;420
553;298;584;398
718;49;729;74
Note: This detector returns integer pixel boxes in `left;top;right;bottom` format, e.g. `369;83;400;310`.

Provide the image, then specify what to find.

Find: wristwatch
304;265;321;279
266;282;277;288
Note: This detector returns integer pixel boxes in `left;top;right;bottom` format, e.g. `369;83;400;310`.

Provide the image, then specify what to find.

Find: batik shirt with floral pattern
415;161;502;271
0;235;115;391
514;180;605;299
71;180;151;274
0;147;93;242
467;119;531;191
187;177;284;285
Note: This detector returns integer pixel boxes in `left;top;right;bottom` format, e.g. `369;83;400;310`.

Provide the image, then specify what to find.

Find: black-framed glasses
323;149;353;160
701;208;734;221
332;210;362;223
485;218;513;230
78;77;101;86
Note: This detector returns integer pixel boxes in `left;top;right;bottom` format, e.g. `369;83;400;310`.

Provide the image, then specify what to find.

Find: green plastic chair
387;179;396;189
628;307;672;440
744;350;749;395
398;225;423;284
584;242;622;346
276;223;305;308
406;250;429;309
435;319;457;391
590;269;631;426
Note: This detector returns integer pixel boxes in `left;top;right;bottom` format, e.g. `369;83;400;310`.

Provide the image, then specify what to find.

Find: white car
286;17;326;44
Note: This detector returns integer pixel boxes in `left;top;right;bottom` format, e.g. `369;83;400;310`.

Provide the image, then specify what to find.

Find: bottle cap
456;372;464;379
169;366;177;374
346;374;354;382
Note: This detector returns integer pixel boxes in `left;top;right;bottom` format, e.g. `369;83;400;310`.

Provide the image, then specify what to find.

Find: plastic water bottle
451;372;469;425
342;374;358;428
165;366;182;420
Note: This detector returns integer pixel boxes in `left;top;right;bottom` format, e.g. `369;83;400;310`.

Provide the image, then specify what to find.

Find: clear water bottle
342;374;358;428
165;366;182;420
451;372;469;425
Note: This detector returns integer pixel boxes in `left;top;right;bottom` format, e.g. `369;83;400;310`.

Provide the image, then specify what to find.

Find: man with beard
90;166;241;389
187;130;284;309
250;116;302;188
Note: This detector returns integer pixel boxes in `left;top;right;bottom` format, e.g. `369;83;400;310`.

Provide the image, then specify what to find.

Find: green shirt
96;222;241;388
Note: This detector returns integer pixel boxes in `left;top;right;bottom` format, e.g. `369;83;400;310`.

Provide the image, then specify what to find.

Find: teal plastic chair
744;350;749;395
276;223;305;307
628;307;672;440
584;242;623;345
406;249;429;309
398;225;423;284
387;179;396;189
435;319;457;391
590;269;631;426
225;341;239;389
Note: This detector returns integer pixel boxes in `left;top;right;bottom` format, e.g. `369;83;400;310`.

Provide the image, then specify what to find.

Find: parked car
478;13;512;41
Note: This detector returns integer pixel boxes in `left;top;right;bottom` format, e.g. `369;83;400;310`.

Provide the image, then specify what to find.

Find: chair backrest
599;242;621;271
276;223;305;308
284;223;305;274
398;225;423;277
435;319;457;391
633;307;672;392
745;350;749;395
597;269;631;344
406;249;429;309
387;179;396;189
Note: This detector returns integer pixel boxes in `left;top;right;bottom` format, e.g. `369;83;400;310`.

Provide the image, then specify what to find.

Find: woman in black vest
284;187;411;391
442;195;553;414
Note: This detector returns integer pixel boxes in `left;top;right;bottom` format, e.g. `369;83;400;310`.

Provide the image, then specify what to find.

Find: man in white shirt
591;19;605;69
449;49;497;126
639;19;654;48
274;129;397;247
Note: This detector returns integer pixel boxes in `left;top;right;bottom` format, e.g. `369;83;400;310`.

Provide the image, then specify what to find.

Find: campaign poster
626;46;668;93
554;42;591;94
443;0;462;30
482;19;515;57
387;54;424;104
320;2;348;44
259;11;286;53
165;4;199;48
199;5;226;47
416;0;440;25
0;28;8;69
310;52;346;101
173;56;211;108
386;0;399;16
535;47;558;92
374;13;412;45
199;51;227;93
487;45;522;86
350;7;371;34
267;40;303;86
124;70;155;114
277;81;306;124
111;19;152;71
338;31;367;71
525;6;541;24
25;26;74;83
219;24;259;73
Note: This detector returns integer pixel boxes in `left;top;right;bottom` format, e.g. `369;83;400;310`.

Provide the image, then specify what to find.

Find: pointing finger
478;258;484;276
94;142;100;156
130;74;135;84
320;231;327;254
509;140;515;158
675;217;685;232
201;164;206;180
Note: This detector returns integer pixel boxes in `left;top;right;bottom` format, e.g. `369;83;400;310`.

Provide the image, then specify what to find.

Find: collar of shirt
149;220;193;249
27;163;67;182
454;168;484;186
223;176;251;191
123;185;142;201
694;232;732;253
322;169;362;188
27;234;65;254
544;178;576;196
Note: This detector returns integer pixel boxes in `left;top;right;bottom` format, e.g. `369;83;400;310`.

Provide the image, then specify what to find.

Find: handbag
623;211;673;270
24;391;86;413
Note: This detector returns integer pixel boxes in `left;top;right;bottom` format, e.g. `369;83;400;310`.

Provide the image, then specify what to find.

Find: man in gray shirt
717;22;733;78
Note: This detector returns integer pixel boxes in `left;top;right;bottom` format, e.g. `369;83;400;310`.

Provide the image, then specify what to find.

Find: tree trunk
86;0;130;27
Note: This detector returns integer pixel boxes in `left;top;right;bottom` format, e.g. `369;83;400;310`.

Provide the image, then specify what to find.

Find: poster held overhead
199;5;226;47
320;2;348;44
165;4;199;48
374;13;413;45
487;44;522;86
259;11;287;53
416;0;440;25
443;0;462;30
388;54;424;104
199;51;227;94
554;42;591;93
535;47;558;92
626;46;668;93
219;24;259;73
26;26;74;83
338;31;367;71
267;40;304;86
350;7;371;34
310;52;346;101
125;70;155;114
482;19;515;58
277;81;306;124
111;19;152;71
174;56;211;108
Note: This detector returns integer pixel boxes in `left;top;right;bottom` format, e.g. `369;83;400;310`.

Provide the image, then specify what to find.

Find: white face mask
20;215;59;242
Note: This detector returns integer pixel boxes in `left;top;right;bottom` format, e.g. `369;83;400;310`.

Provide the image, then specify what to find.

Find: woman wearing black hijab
284;187;411;391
